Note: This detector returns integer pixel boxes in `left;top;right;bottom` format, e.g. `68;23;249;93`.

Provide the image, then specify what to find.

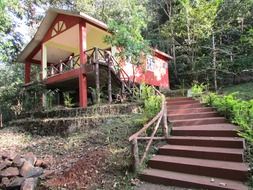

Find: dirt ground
0;114;192;190
0;115;150;190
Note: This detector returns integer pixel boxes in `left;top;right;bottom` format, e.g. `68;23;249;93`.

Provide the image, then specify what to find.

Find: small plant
140;84;162;118
63;92;74;108
191;82;208;98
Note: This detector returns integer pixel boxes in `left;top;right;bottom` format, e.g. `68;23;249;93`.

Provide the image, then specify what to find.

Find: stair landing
140;97;249;190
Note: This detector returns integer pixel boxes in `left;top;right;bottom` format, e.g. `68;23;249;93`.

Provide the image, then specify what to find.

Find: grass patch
221;82;253;100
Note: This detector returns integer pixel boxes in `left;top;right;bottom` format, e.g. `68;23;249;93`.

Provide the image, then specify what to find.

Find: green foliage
104;0;150;64
196;86;253;143
0;0;23;63
63;92;74;108
222;82;253;100
140;84;162;118
191;82;207;97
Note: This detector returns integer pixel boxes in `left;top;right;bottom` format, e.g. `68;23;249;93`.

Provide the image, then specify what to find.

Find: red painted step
140;169;248;190
140;97;249;189
171;124;238;137
148;155;249;181
166;97;193;102
168;107;214;114
168;111;218;120
159;145;244;162
168;102;203;109
167;100;199;105
167;136;244;148
170;117;227;127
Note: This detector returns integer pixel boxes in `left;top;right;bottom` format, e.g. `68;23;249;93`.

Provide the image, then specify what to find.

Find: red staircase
140;97;249;190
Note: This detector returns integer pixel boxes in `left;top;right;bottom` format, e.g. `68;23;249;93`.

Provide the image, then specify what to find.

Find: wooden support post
131;138;139;172
95;48;100;104
25;62;31;84
121;83;125;94
41;44;47;80
79;21;88;108
108;64;112;103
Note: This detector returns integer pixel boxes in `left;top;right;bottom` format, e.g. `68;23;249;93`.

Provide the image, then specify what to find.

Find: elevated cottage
17;8;172;108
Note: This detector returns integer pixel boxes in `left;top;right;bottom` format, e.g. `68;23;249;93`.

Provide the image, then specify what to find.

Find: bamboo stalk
140;114;163;165
129;110;163;141
131;138;139;172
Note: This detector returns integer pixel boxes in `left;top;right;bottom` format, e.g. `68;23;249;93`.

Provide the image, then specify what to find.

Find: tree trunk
212;32;218;92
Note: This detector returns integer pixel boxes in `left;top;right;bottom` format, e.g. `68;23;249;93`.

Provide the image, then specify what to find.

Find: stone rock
40;169;54;180
8;152;18;161
23;152;37;165
1;177;10;187
2;152;17;161
21;177;38;190
8;176;25;188
0;167;19;177
0;160;12;170
20;161;43;178
35;159;48;169
13;155;25;168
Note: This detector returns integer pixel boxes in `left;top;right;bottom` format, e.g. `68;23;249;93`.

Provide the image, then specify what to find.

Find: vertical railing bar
95;48;100;104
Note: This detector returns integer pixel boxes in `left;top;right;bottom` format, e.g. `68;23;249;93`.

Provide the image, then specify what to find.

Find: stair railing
89;48;134;95
128;87;168;172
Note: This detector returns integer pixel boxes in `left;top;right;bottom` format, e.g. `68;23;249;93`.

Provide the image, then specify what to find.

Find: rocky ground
0;114;151;189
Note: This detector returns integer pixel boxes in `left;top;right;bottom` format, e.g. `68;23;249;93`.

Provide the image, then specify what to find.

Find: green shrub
140;84;162;118
191;82;207;98
192;83;253;143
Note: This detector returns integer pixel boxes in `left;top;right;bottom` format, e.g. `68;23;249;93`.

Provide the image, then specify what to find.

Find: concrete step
148;155;249;181
159;145;244;162
170;117;227;127
167;107;214;115
167;136;244;149
171;124;238;137
168;102;203;110
140;169;248;190
168;112;219;120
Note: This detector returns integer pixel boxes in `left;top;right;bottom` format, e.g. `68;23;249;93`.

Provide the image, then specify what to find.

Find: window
146;56;155;71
